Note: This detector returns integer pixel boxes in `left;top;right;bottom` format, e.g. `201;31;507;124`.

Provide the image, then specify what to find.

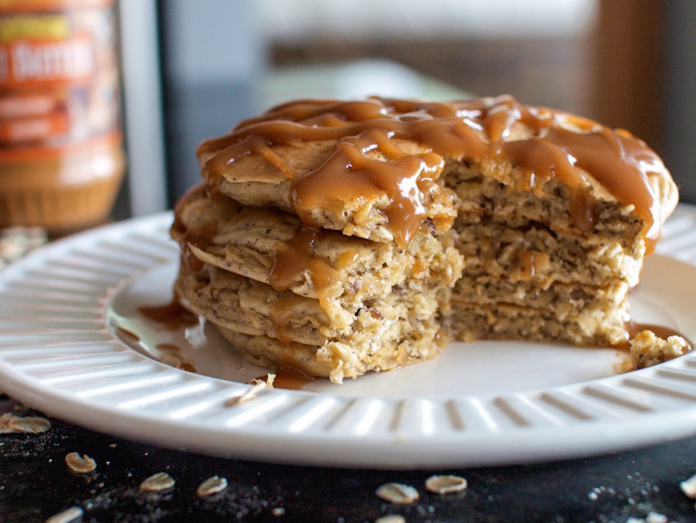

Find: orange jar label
0;36;95;86
0;3;119;155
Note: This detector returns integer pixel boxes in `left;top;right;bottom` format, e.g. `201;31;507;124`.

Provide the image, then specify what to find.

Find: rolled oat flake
425;474;468;494
375;482;420;504
197;475;228;497
140;472;175;492
45;506;84;523
65;452;96;474
375;515;407;523
0;413;51;434
680;473;696;499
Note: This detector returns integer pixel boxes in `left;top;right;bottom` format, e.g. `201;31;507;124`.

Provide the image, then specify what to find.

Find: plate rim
1;209;696;468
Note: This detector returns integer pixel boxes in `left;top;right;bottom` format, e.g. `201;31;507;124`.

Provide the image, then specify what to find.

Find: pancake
197;96;677;250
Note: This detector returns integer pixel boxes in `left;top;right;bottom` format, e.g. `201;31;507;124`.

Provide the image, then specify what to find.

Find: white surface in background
260;60;468;108
256;0;599;42
118;0;167;216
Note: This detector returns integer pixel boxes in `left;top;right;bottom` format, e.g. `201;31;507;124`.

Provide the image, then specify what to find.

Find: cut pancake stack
447;157;659;347
172;96;679;382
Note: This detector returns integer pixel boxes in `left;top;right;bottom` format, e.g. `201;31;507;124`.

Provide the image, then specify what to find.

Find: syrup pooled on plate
138;298;199;331
257;366;316;391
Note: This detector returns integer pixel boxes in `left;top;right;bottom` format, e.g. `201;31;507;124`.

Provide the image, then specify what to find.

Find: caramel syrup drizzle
268;227;337;310
268;228;359;310
198;95;667;254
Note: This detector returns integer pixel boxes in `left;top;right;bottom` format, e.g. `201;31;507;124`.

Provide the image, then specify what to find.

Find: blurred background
116;0;696;222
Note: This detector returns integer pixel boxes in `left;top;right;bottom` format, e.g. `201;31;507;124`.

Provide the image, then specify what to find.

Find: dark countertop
2;392;696;523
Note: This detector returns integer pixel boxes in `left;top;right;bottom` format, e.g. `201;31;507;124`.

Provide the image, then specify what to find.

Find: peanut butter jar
0;0;125;233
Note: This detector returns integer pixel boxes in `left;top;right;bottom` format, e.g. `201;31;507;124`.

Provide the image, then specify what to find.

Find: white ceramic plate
1;208;696;469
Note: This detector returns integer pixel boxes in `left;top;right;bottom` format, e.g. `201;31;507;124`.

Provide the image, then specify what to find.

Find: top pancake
197;96;678;250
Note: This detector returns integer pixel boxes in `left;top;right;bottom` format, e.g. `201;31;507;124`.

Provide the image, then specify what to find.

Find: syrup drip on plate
257;366;316;391
138;298;199;331
115;326;140;344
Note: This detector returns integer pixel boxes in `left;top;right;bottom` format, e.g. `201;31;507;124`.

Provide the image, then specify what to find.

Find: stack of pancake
171;96;679;383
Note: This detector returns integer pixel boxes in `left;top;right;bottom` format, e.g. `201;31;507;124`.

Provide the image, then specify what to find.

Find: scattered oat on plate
225;375;275;406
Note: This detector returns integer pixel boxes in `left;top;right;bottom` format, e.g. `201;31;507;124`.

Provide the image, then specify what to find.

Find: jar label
0;37;95;86
0;6;119;156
